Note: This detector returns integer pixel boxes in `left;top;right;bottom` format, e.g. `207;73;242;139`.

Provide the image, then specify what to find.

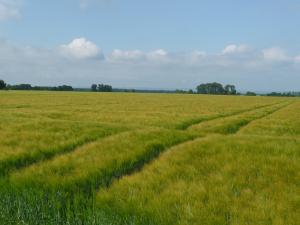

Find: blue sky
0;0;300;91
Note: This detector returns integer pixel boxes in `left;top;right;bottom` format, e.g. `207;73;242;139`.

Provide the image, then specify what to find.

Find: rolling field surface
0;91;299;225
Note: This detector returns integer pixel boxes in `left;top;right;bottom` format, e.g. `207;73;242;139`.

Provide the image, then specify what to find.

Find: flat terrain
0;91;299;225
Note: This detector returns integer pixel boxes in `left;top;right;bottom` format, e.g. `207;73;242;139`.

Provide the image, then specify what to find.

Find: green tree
196;84;208;94
245;91;256;96
91;84;97;92
10;84;32;90
56;85;73;91
225;84;237;95
0;80;6;90
196;82;225;95
98;84;113;92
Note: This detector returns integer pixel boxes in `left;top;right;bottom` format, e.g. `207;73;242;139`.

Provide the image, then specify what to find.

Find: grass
9;128;198;191
93;101;300;225
0;119;128;175
188;101;291;135
96;135;300;225
0;91;299;225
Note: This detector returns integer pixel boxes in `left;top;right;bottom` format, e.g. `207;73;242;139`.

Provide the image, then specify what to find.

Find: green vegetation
96;135;300;225
196;82;237;95
91;84;113;92
266;92;300;97
0;80;6;90
0;91;299;225
4;83;74;91
0;120;127;175
245;91;257;96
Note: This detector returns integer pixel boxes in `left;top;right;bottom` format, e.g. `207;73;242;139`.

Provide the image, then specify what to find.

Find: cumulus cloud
1;40;300;92
0;0;22;21
222;44;251;55
262;47;289;62
186;51;207;64
149;49;168;57
147;49;170;62
60;38;103;60
109;49;145;62
191;51;207;58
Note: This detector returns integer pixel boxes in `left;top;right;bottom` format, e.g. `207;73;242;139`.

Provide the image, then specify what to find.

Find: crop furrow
0;128;129;176
96;102;292;191
1;128;201;224
77;103;291;192
176;101;285;130
235;102;293;134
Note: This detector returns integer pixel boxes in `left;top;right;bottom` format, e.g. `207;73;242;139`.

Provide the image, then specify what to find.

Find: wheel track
4;101;291;189
176;101;286;130
2;101;284;177
99;101;293;191
0;100;294;225
0;128;130;177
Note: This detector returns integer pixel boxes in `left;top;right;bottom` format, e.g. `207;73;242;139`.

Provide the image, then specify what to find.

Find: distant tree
56;85;73;91
124;89;136;93
245;91;257;96
196;84;208;94
266;92;297;97
10;84;32;90
175;89;194;94
211;82;225;94
224;84;237;95
175;89;187;94
5;83;74;91
32;86;54;91
91;84;97;92
188;89;194;94
196;82;225;95
98;84;112;92
267;92;281;96
0;80;6;90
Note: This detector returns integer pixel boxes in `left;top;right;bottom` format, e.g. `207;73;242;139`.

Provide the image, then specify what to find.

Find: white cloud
0;0;22;21
109;49;172;63
191;51;207;58
147;49;170;62
222;44;251;55
1;40;300;92
149;49;168;57
262;47;289;62
184;51;207;65
60;38;103;60
110;49;145;62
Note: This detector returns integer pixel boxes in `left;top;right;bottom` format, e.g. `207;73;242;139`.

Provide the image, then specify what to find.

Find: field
0;91;299;225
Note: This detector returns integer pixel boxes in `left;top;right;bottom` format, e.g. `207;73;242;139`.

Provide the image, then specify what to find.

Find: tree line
175;83;237;95
0;80;113;93
0;81;73;91
196;83;237;95
266;92;300;97
1;79;299;96
91;84;113;92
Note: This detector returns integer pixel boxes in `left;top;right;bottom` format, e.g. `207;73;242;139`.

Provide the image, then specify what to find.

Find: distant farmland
0;91;299;225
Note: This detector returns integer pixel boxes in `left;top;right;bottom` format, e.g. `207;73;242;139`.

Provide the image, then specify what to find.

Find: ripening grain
0;91;298;225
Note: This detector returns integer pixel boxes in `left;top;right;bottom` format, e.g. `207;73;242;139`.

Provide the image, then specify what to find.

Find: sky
0;0;300;92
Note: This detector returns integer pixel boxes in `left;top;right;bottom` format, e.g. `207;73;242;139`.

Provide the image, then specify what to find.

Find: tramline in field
0;91;299;225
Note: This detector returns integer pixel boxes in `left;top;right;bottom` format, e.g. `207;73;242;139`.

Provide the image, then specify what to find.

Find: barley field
0;91;299;225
